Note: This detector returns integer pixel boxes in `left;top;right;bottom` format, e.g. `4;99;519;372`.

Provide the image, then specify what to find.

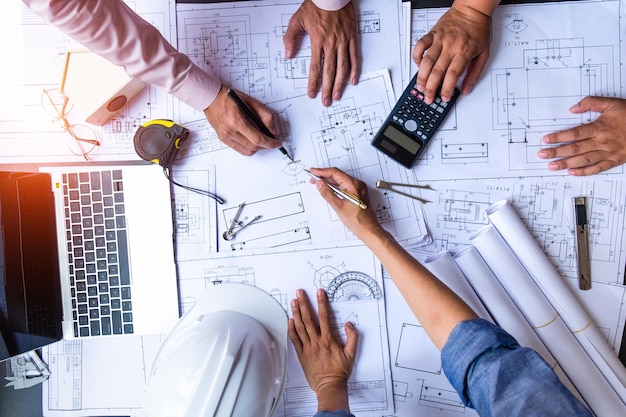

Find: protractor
327;271;382;301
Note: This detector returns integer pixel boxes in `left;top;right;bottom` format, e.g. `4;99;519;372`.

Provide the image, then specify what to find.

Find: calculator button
404;120;418;132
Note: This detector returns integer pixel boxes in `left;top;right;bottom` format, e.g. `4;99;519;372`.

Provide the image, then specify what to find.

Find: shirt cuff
314;411;355;417
441;318;519;404
312;0;352;11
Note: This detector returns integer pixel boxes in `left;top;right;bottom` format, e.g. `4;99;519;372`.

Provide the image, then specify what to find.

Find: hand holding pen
203;86;284;156
226;88;293;161
306;167;385;241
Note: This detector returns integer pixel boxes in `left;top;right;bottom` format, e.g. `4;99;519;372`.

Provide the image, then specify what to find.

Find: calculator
372;72;460;168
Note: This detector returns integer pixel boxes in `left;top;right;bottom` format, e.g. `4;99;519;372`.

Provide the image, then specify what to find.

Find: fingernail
465;84;474;94
317;288;324;297
308;91;316;99
350;77;358;85
542;135;550;144
324;97;331;107
333;91;341;100
548;162;558;171
416;84;424;92
284;49;292;58
296;289;304;298
291;299;298;309
537;150;547;158
346;321;353;329
441;95;450;103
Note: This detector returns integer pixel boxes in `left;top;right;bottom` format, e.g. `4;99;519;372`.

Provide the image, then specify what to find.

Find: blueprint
173;70;431;248
176;242;393;417
174;0;404;126
381;2;626;416
0;1;176;163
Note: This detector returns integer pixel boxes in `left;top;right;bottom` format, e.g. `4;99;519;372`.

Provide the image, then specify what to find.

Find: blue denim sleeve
441;318;592;417
313;411;355;417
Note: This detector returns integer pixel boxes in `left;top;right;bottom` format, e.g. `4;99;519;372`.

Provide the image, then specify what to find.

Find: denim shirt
314;318;591;417
441;318;592;417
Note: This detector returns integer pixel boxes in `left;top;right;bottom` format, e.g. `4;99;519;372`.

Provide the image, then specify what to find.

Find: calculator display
381;124;421;155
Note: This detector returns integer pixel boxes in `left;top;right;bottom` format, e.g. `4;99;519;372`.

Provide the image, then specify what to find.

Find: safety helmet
145;283;288;417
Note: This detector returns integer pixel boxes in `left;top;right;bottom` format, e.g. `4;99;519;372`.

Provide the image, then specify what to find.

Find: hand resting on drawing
537;96;626;176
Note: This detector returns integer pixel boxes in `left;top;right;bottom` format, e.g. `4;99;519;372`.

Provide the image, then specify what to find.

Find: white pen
304;169;368;210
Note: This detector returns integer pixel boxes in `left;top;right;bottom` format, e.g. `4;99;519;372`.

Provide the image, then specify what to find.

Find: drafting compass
375;180;434;204
223;203;261;241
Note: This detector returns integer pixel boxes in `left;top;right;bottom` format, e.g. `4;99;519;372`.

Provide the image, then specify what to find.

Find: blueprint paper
487;199;626;388
470;225;626;416
408;0;625;181
176;242;393;416
174;0;404;125
41;335;167;417
173;70;431;248
0;1;176;164
170;164;219;259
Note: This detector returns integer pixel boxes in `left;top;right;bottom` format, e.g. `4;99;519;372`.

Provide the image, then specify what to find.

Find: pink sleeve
23;0;221;112
312;0;352;11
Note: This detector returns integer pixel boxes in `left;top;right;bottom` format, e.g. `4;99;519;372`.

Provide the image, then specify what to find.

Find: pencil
304;169;368;210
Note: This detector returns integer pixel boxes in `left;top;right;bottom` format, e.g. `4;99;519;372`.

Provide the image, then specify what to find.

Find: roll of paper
487;200;626;388
471;225;625;415
423;250;492;321
454;246;582;403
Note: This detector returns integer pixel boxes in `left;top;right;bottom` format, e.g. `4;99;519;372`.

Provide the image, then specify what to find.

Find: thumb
343;321;359;362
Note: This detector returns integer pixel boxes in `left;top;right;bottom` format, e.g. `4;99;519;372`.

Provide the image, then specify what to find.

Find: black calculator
372;72;460;168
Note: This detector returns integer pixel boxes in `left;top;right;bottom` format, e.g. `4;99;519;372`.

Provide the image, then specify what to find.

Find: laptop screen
0;171;64;360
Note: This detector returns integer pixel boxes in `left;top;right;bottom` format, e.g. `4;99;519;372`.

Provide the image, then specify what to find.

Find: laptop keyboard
63;170;134;337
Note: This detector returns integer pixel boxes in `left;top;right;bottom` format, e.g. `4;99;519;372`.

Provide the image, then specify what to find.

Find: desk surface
3;0;626;416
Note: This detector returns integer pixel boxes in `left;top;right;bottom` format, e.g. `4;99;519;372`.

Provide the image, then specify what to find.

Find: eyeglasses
41;89;101;160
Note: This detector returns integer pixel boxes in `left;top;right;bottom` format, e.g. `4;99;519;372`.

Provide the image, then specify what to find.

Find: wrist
451;0;500;17
316;381;350;413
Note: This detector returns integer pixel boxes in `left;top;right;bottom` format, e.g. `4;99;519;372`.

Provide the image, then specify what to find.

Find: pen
574;197;591;290
225;88;294;162
304;169;368;210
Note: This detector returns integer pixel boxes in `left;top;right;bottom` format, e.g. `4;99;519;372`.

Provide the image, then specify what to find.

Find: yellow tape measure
133;119;189;168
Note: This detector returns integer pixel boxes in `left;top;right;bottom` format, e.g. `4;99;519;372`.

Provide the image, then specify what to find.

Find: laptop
0;163;179;360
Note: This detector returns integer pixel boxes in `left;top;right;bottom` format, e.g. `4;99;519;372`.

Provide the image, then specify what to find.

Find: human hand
413;1;493;104
203;86;283;155
288;288;358;412
308;167;384;240
284;0;359;107
537;96;626;176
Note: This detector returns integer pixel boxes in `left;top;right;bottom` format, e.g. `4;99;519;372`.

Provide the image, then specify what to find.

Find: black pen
225;88;294;162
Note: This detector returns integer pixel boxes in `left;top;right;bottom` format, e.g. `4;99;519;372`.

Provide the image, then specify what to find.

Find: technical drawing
176;243;393;416
491;37;617;171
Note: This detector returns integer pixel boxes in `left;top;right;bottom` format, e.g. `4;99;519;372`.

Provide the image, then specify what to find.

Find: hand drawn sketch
176;242;393;417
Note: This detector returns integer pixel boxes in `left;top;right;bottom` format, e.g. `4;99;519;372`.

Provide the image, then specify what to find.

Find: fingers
569;96;616;114
283;12;303;59
541;123;596;147
290;289;320;344
316;288;332;337
460;49;490;95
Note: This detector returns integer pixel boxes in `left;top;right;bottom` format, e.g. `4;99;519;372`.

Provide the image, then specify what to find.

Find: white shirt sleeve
312;0;352;11
23;0;221;112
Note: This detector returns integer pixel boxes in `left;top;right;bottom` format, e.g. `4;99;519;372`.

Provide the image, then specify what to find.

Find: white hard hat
145;283;288;417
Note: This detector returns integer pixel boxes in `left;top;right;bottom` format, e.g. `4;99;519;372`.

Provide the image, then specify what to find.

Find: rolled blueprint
471;225;626;415
486;200;626;388
423;251;493;321
453;246;582;403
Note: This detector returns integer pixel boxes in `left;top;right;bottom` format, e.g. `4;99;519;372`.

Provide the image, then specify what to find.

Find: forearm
452;0;500;16
24;0;221;111
358;227;477;350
